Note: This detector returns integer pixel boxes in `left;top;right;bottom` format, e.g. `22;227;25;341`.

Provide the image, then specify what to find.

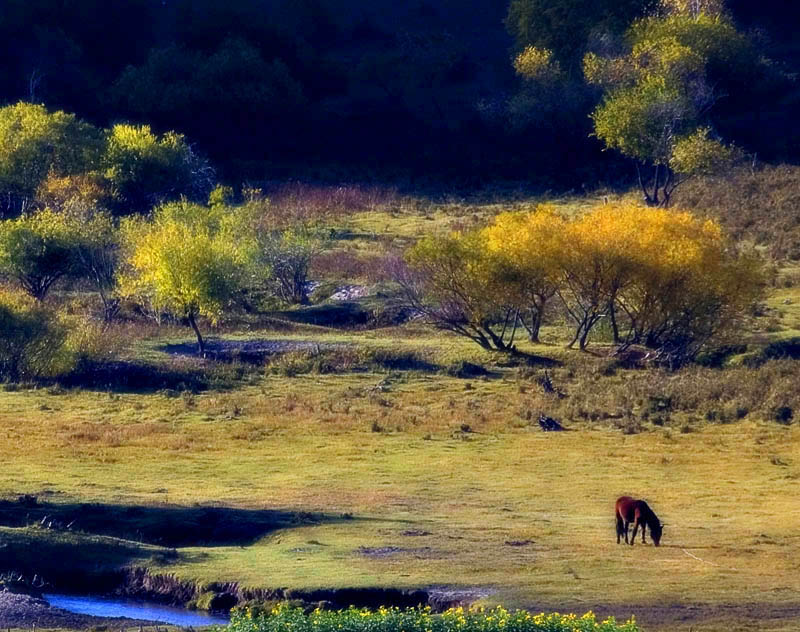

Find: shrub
103;124;213;213
257;229;324;305
0;208;80;300
62;317;126;373
0;288;73;381
444;361;489;379
227;604;640;632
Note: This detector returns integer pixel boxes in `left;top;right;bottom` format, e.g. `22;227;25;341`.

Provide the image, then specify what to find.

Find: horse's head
651;522;663;546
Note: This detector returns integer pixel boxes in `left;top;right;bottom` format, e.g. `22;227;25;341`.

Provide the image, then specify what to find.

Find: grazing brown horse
615;496;663;546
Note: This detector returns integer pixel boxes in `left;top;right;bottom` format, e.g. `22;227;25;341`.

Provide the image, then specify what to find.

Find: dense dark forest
1;0;798;188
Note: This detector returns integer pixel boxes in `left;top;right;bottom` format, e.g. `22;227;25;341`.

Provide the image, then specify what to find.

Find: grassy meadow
2;176;800;632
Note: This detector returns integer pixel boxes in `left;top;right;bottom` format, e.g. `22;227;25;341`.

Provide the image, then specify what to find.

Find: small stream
44;593;230;627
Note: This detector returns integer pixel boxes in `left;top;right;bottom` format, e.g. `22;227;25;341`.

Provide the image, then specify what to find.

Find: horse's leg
642;522;647;544
616;514;624;544
630;520;638;546
624;520;630;544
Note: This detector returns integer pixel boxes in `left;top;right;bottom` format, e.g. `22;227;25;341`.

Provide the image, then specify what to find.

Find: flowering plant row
226;603;640;632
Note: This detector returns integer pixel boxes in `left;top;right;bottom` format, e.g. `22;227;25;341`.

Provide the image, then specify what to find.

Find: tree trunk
651;164;661;206
187;312;205;356
578;321;593;350
566;321;584;349
527;307;543;343
609;299;620;344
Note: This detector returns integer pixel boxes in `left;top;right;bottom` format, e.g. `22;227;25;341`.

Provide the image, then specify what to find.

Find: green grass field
2;327;800;631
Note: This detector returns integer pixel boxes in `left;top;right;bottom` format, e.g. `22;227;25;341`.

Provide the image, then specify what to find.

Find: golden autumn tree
553;205;645;349
397;202;761;362
614;204;763;363
556;202;763;361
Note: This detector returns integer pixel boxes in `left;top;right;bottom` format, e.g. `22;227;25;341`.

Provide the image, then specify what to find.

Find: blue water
44;593;230;627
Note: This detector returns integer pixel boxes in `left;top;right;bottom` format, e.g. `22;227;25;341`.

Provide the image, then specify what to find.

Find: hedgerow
226;604;640;632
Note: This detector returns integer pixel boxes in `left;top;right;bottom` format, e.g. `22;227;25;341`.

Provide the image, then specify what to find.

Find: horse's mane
643;502;661;529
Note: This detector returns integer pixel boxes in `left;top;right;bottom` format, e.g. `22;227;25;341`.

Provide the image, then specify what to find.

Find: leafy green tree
0;102;103;215
0;208;79;300
103;124;213;213
118;201;252;354
585;9;753;205
505;0;654;69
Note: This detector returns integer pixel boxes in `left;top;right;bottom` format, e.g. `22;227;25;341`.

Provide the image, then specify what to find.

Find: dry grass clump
673;165;800;260
267;346;438;377
513;357;799;429
244;183;401;228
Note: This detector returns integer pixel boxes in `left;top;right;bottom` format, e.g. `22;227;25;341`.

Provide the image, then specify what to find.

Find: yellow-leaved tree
482;206;564;343
555;202;763;362
118;200;253;354
615;204;763;363
397;201;763;365
555;204;645;349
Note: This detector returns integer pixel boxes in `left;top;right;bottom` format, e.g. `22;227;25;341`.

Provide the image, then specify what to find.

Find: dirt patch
357;546;440;559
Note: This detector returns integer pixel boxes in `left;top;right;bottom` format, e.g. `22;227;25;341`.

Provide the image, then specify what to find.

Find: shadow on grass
269;302;374;328
0;524;164;590
505;351;562;368
0;497;348;548
161;339;351;364
60;359;254;394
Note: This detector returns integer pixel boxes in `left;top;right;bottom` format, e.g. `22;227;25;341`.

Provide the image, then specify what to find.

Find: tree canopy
118;201;253;354
399;202;763;364
585;9;757;205
0;0;797;188
0;102;103;215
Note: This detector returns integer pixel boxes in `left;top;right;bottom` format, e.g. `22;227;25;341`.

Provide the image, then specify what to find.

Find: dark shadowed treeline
0;0;798;188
